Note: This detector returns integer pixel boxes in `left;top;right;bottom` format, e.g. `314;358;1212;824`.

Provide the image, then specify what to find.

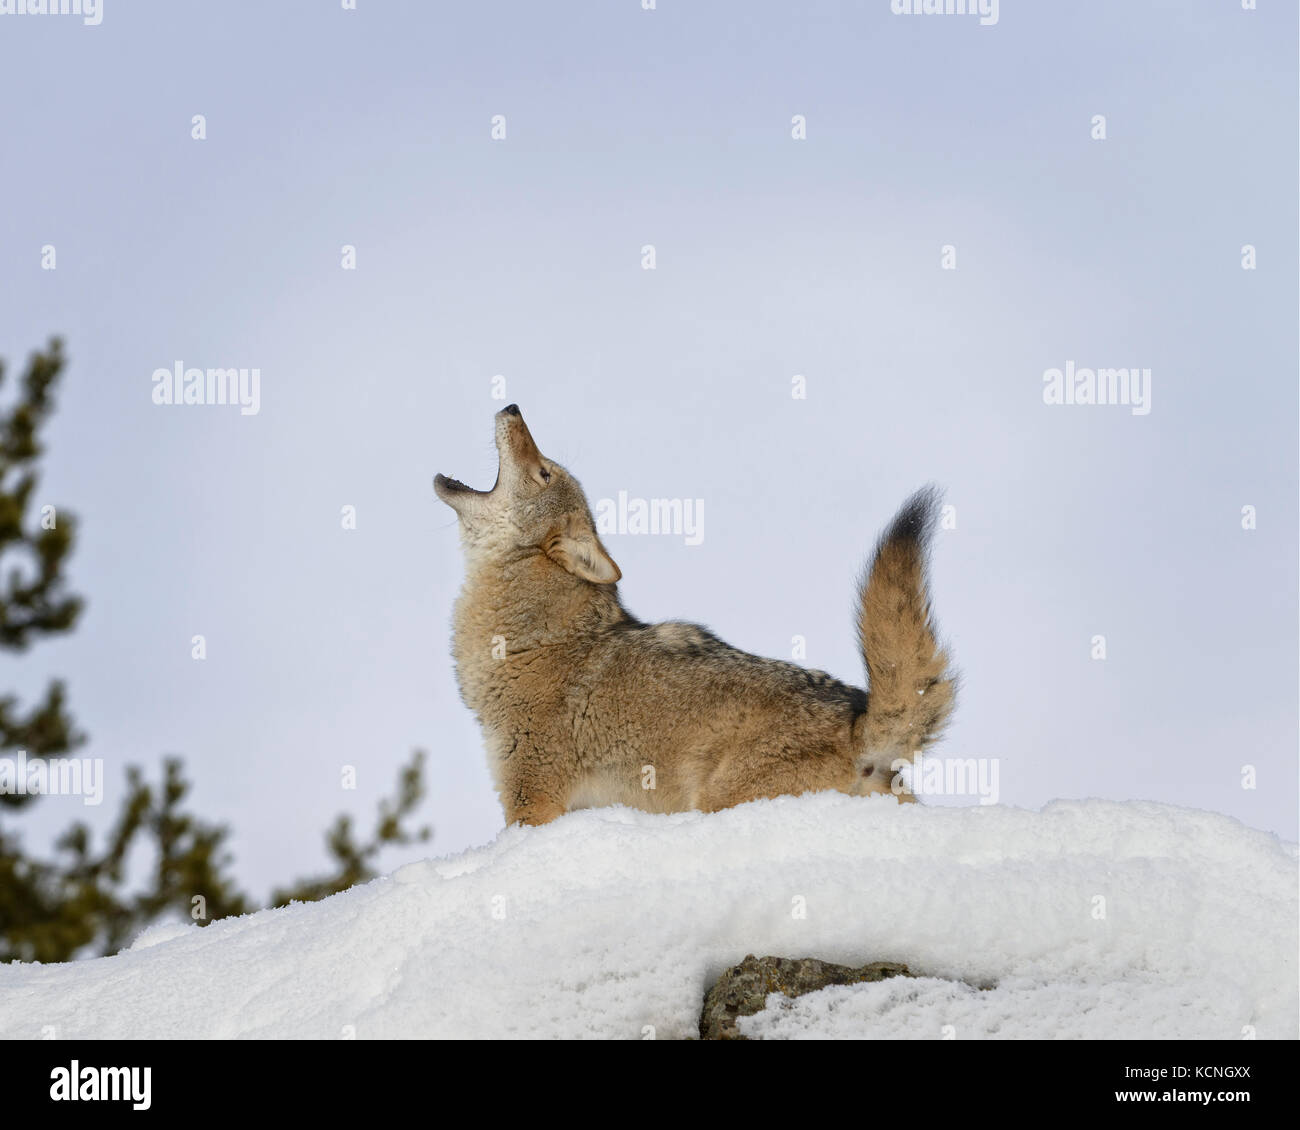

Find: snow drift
1;794;1295;1039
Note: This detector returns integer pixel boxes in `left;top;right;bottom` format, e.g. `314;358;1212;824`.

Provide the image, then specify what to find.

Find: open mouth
434;472;495;496
436;412;512;501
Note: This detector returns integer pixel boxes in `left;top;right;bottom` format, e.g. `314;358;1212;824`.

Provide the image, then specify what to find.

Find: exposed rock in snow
700;954;914;1039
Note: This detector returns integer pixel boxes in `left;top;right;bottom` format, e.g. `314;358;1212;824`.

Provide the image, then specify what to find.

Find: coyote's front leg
500;756;569;826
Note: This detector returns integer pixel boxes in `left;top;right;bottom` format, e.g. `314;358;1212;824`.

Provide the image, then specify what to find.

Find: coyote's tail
853;486;956;782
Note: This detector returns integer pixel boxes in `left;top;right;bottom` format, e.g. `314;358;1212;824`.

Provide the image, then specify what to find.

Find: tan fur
853;486;957;778
435;406;956;826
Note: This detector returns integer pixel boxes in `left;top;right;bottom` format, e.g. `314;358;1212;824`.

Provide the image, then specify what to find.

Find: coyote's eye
538;468;551;484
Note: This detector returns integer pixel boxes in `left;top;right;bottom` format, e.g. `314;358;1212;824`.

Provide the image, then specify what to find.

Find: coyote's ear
546;518;621;585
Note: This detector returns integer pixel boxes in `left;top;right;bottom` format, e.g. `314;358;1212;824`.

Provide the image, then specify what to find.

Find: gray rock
699;954;913;1040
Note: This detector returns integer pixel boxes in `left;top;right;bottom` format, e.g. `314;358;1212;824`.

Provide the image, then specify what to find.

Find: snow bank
1;794;1295;1039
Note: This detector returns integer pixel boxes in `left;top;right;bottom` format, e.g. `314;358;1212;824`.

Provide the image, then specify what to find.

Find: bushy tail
853;486;956;778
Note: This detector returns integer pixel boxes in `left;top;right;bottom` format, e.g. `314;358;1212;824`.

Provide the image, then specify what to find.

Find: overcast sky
1;0;1295;902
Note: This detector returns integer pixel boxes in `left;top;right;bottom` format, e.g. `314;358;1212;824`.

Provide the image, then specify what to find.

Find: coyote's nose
500;403;521;417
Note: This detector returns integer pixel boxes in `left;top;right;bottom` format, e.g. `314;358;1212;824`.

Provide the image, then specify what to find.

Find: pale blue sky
1;0;1295;898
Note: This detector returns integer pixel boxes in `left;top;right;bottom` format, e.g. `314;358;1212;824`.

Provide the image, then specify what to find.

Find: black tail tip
886;484;943;546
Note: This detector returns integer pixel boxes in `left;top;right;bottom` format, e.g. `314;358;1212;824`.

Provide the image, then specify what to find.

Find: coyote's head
434;405;621;584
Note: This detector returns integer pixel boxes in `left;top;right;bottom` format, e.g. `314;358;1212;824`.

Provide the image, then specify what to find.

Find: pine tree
0;340;430;963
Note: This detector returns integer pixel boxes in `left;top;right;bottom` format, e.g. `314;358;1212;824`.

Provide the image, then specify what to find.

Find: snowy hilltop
1;794;1295;1040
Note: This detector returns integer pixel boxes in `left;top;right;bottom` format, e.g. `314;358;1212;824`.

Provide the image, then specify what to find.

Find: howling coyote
435;405;956;826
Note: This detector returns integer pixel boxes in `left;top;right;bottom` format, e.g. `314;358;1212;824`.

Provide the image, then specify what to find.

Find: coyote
435;405;956;826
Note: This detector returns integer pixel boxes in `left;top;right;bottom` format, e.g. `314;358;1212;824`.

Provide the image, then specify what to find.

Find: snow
739;975;1266;1041
1;793;1295;1039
